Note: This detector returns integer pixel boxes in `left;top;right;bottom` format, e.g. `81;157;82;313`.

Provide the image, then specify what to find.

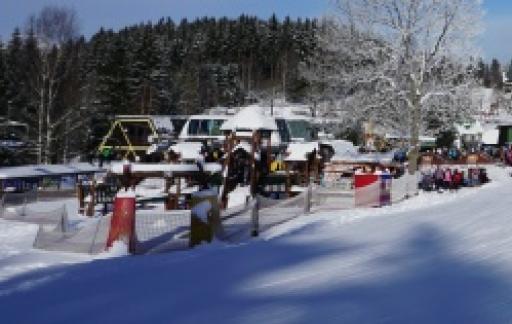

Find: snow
134;178;165;198
221;105;278;131
169;142;203;161
472;87;496;114
110;162;222;174
332;150;395;164
150;116;174;133
455;120;484;136
285;142;318;162
191;200;212;222
2;167;512;322
0;163;103;179
116;189;136;198
228;186;250;208
324;139;357;156
483;129;499;145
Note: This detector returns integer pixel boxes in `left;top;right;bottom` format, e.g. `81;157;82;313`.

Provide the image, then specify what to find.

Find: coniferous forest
0;6;506;166
0;12;318;165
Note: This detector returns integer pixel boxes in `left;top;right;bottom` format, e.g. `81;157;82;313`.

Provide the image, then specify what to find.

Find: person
479;168;489;184
507;146;512;166
421;170;434;191
448;148;458;160
443;168;452;190
452;169;463;190
434;167;444;191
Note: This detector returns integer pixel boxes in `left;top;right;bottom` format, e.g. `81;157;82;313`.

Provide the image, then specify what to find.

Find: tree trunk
45;78;53;164
408;85;421;175
38;76;45;164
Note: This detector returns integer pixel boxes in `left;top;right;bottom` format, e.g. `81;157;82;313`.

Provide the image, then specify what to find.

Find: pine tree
2;15;321;163
0;40;7;117
507;59;512;83
5;28;27;123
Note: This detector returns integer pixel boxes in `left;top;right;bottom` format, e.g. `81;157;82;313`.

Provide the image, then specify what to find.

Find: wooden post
313;150;320;184
304;184;312;214
220;133;234;209
164;176;172;193
85;181;97;217
249;131;258;196
285;162;291;197
305;161;310;186
266;135;272;173
77;182;84;215
175;177;181;209
251;196;259;237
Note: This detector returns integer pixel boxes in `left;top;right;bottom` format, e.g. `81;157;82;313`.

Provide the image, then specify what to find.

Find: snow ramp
33;215;111;254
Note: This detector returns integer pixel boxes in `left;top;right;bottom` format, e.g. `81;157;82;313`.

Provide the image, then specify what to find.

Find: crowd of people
420;167;489;192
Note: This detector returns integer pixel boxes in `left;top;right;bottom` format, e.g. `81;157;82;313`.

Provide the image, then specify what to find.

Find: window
275;119;291;143
287;120;313;141
188;119;226;136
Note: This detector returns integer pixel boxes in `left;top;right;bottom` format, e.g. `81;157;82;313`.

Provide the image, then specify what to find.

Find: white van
179;115;229;144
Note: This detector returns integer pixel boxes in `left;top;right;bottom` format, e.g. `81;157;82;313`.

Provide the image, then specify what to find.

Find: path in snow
1;167;512;323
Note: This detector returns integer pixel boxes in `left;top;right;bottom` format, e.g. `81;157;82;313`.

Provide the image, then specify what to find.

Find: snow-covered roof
221;106;278;132
187;114;229;120
384;134;436;142
331;151;395;164
110;162;222;174
68;163;104;173
482;129;499;145
169;142;204;161
0;163;104;179
150;116;173;132
325;140;357;157
285;142;319;161
455;121;483;136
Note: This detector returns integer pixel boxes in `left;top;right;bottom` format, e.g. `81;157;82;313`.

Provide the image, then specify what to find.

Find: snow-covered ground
2;166;512;323
0;198;124;283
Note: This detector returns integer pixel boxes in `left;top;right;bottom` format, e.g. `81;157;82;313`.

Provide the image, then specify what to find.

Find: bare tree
26;5;80;163
307;0;483;172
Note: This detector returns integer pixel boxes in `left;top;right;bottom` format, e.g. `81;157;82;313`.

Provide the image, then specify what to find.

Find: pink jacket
444;170;452;182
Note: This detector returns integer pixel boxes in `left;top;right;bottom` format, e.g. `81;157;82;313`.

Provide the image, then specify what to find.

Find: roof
187;114;230;120
0;163;104;180
221;106;278;132
285;142;319;161
150;116;173;132
110;162;222;174
331;151;395;165
482;129;499;145
169;142;204;161
455;121;483;136
326;140;357;157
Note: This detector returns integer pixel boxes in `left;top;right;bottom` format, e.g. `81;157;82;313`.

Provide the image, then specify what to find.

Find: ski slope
2;167;512;323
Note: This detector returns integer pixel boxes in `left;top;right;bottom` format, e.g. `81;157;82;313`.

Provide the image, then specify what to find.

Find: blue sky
0;0;511;62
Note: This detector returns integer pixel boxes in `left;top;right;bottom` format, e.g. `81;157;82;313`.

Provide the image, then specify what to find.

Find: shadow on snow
0;224;512;324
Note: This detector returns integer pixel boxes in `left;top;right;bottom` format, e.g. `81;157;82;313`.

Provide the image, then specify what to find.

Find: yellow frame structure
98;117;159;160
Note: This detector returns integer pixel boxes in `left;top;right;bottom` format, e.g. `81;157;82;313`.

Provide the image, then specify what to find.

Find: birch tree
310;0;483;172
27;5;79;163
